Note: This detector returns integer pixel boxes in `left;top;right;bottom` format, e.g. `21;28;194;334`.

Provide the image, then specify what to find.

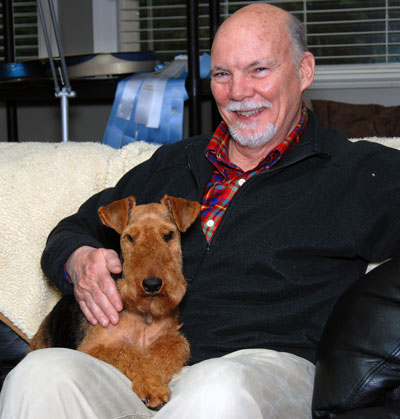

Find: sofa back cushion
0;141;158;341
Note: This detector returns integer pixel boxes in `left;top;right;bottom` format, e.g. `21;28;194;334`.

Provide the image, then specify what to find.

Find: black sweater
42;111;400;364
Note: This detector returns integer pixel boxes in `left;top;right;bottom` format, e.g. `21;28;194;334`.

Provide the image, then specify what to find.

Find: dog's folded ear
98;196;136;234
161;195;201;232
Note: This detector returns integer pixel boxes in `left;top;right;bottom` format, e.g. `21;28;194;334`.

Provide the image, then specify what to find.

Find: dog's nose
142;277;162;293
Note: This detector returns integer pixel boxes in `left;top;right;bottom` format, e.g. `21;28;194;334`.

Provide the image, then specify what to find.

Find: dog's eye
163;231;174;243
124;234;134;243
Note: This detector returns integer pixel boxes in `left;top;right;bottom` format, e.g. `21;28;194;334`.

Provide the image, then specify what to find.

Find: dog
30;194;201;410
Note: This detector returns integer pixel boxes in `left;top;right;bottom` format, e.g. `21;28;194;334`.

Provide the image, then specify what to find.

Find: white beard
228;122;277;148
225;99;277;148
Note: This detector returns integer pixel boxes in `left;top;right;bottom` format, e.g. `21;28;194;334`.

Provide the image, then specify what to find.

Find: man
1;3;400;419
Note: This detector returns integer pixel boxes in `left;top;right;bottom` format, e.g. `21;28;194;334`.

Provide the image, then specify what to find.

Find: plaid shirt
201;104;308;241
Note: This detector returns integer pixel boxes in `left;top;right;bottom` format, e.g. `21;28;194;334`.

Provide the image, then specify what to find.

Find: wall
3;103;112;142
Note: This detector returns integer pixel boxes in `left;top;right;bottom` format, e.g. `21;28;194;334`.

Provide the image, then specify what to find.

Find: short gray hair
286;14;308;67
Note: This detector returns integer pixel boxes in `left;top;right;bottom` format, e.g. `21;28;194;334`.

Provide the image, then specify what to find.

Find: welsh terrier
30;195;201;410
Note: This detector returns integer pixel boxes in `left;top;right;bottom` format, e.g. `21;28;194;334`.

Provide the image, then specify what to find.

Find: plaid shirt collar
205;103;308;176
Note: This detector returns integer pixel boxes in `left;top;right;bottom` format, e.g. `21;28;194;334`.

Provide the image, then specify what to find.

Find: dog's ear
98;196;136;234
161;195;201;232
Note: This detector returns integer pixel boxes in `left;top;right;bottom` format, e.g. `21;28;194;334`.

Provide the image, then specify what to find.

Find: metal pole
37;0;76;142
2;0;15;62
209;0;220;42
2;0;18;141
209;0;221;129
37;0;60;92
46;0;72;92
60;90;69;142
186;0;201;136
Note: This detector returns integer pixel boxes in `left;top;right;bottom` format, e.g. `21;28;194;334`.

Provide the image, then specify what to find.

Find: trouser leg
155;348;315;419
0;348;153;419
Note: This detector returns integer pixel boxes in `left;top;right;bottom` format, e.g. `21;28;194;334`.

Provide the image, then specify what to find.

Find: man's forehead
213;17;289;51
211;27;288;66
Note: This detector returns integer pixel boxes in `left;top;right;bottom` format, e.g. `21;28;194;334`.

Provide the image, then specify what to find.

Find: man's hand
65;246;123;327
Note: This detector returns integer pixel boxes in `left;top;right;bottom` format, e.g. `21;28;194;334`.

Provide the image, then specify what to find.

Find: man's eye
255;67;269;73
212;71;230;80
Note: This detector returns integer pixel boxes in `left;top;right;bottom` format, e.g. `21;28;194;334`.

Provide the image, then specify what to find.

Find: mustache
225;99;273;112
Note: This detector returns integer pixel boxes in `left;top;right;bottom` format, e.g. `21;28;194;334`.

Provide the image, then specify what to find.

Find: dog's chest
107;312;172;349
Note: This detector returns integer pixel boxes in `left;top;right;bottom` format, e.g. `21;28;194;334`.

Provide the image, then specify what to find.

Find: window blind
136;0;400;65
0;1;398;66
0;0;38;62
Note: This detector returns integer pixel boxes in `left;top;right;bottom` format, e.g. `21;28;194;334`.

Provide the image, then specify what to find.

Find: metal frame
37;0;75;142
186;0;220;136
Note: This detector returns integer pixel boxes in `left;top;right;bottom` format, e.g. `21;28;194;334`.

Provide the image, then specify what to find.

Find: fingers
65;246;124;327
103;251;124;313
75;278;120;327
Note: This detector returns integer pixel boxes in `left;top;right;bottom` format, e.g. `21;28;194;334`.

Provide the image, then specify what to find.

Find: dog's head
98;195;201;317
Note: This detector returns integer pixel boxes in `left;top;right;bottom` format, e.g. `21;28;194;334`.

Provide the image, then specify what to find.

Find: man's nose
229;73;254;102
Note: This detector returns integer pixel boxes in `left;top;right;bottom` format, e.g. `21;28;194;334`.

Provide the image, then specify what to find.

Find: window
0;0;38;62
136;0;400;65
1;1;398;68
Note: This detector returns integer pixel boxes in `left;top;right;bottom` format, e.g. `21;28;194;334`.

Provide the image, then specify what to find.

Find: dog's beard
226;100;277;148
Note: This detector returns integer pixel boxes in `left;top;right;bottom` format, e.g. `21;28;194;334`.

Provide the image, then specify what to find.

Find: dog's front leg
79;343;172;410
146;333;190;395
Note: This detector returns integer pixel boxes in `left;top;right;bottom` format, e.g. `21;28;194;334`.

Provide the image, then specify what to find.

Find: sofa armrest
312;258;400;418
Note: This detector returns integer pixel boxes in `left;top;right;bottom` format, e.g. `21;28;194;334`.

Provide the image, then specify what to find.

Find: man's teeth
236;109;262;117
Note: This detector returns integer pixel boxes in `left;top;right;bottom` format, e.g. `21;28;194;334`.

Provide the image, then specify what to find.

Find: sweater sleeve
40;153;157;295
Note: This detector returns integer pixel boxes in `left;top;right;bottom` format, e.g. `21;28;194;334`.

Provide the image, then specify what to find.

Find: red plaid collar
206;103;308;175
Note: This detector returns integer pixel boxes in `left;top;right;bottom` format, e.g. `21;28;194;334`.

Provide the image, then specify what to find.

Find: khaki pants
0;347;314;419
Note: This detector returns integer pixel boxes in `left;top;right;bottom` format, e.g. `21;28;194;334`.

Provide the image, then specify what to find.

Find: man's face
210;16;313;148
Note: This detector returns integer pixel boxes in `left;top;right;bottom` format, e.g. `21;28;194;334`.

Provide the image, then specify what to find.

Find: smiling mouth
235;108;263;117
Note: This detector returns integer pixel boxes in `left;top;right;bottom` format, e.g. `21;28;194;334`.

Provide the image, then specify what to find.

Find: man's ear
98;196;136;234
299;51;315;92
161;195;201;232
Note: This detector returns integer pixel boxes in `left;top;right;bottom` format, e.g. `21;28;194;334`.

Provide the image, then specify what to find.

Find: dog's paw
133;382;170;411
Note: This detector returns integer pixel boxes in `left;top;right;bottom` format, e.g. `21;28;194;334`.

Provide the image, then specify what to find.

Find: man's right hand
64;246;123;327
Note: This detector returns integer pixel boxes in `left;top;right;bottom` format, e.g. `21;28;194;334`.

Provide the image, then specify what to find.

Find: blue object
0;61;47;79
103;54;211;148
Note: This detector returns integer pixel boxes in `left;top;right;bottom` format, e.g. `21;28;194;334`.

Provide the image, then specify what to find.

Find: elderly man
1;3;400;419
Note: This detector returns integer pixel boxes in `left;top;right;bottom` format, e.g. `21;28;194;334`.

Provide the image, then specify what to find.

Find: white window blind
136;0;400;65
1;1;398;66
118;0;140;52
0;0;38;62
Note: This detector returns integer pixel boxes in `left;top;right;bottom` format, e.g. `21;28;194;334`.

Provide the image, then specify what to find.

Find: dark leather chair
0;322;28;391
313;258;400;418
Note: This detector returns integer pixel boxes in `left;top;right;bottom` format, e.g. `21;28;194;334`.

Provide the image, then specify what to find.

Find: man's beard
225;99;277;148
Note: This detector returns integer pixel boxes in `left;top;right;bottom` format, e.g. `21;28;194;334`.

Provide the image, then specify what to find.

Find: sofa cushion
312;258;400;417
311;100;400;139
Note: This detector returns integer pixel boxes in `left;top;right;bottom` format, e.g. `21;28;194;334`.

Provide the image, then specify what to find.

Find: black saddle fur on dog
44;295;86;349
44;273;123;349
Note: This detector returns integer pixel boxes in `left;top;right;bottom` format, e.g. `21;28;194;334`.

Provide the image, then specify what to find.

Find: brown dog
30;195;201;410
